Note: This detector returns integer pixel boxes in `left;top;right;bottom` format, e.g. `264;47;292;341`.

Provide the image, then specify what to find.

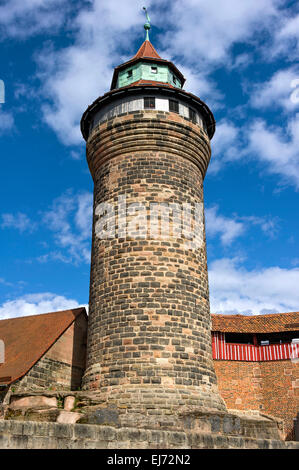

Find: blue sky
0;0;298;318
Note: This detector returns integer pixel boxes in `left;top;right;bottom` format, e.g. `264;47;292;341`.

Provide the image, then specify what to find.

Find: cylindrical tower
81;35;226;426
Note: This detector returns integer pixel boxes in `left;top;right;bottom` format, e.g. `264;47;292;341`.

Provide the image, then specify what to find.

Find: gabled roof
211;312;299;333
133;40;162;60
0;307;87;385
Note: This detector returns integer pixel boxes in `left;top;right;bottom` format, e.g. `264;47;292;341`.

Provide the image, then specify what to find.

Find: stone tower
80;24;226;427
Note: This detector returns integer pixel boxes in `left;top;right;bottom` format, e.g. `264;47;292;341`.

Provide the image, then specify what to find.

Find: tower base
2;390;299;449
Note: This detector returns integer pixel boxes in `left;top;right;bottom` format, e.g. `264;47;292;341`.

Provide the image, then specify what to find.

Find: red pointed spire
133;40;161;60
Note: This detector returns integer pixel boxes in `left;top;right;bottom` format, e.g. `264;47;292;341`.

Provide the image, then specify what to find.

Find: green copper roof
117;62;182;89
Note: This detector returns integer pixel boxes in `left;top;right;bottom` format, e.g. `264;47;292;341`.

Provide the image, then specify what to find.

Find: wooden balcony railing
212;332;299;361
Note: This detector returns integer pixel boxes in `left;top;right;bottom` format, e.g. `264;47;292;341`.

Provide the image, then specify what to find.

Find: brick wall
259;361;299;440
13;312;87;392
214;359;299;440
82;109;226;418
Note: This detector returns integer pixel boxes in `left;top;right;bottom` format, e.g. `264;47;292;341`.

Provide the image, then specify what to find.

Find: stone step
0;420;298;449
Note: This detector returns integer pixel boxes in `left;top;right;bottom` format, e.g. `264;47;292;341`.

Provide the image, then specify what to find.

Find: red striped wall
212;332;299;361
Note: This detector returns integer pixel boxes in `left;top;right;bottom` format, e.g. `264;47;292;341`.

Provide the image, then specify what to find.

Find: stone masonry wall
82;109;226;420
0;420;299;449
214;360;299;440
13;313;87;392
13;356;77;392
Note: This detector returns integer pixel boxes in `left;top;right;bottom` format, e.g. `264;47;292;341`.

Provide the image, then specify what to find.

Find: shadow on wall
70;312;87;390
294;413;299;441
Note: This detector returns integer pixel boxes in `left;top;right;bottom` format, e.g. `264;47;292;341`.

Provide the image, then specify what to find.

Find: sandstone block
57;411;81;424
9;396;57;410
64;396;76;411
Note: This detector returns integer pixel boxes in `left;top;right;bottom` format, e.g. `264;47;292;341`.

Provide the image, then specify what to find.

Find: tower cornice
80;83;216;141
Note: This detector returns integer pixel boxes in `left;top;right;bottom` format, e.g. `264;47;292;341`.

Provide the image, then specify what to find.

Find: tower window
151;66;158;74
172;75;177;85
189;108;196;123
169;99;179;113
144;97;155;109
127;69;133;78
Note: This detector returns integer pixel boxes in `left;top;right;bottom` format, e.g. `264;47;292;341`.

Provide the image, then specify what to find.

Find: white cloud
239;215;279;238
0;292;82;319
36;251;72;264
250;66;299;112
36;0;144;145
272;12;299;59
230;53;253;71
208;119;241;173
0;0;69;39
42;190;93;264
1;212;35;233
205;206;244;245
0;106;14;135
205;206;278;245
247;114;299;189
70;149;84;161
75;192;93;238
0;191;93;264
209;114;299;191
209;257;299;315
0;278;12;287
158;0;280;66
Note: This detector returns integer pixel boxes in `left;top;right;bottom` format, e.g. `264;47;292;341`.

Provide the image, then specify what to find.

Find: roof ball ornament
143;6;151;41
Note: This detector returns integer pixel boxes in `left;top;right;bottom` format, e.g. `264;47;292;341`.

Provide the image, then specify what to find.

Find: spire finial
143;6;151;41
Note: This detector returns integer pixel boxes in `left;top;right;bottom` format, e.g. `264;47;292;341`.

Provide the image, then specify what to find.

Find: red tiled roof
127;79;175;88
133;40;162;60
211;312;299;333
0;307;86;385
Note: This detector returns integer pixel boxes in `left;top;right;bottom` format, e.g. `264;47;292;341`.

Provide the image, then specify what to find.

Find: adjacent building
0;308;297;439
0;308;87;398
211;312;299;440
